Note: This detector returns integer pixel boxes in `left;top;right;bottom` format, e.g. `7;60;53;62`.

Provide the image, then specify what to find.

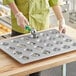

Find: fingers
24;18;29;25
62;28;66;33
59;26;66;34
17;17;25;29
60;28;66;34
19;18;29;29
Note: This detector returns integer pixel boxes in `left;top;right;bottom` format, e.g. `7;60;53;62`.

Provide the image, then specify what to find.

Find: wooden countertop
0;26;76;76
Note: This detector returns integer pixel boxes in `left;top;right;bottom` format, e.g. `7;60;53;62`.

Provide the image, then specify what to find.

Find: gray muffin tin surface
0;29;76;64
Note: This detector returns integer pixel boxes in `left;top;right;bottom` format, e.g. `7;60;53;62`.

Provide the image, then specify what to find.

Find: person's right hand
15;12;29;29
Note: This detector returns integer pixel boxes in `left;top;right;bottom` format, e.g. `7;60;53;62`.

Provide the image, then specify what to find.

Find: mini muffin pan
0;29;76;64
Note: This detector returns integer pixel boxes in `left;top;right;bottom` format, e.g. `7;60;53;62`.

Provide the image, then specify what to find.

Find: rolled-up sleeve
3;0;14;5
48;0;58;7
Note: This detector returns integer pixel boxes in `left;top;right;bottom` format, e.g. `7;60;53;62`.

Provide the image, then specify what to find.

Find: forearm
52;5;66;33
52;5;64;20
8;2;19;15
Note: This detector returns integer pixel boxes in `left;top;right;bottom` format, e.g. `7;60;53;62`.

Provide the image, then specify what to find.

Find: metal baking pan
0;29;76;64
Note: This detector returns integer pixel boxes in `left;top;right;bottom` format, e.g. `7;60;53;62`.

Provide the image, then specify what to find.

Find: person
3;0;66;76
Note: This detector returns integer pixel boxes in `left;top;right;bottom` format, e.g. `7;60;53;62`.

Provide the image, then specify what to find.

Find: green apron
3;0;58;33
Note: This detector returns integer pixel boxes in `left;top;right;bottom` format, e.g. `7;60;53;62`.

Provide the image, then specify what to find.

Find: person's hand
58;18;66;33
15;12;29;29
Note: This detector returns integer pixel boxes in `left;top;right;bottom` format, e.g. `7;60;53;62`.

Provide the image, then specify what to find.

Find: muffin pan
0;29;76;64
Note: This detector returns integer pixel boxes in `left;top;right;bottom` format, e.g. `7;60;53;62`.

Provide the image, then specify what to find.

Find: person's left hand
58;18;66;33
59;24;66;33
